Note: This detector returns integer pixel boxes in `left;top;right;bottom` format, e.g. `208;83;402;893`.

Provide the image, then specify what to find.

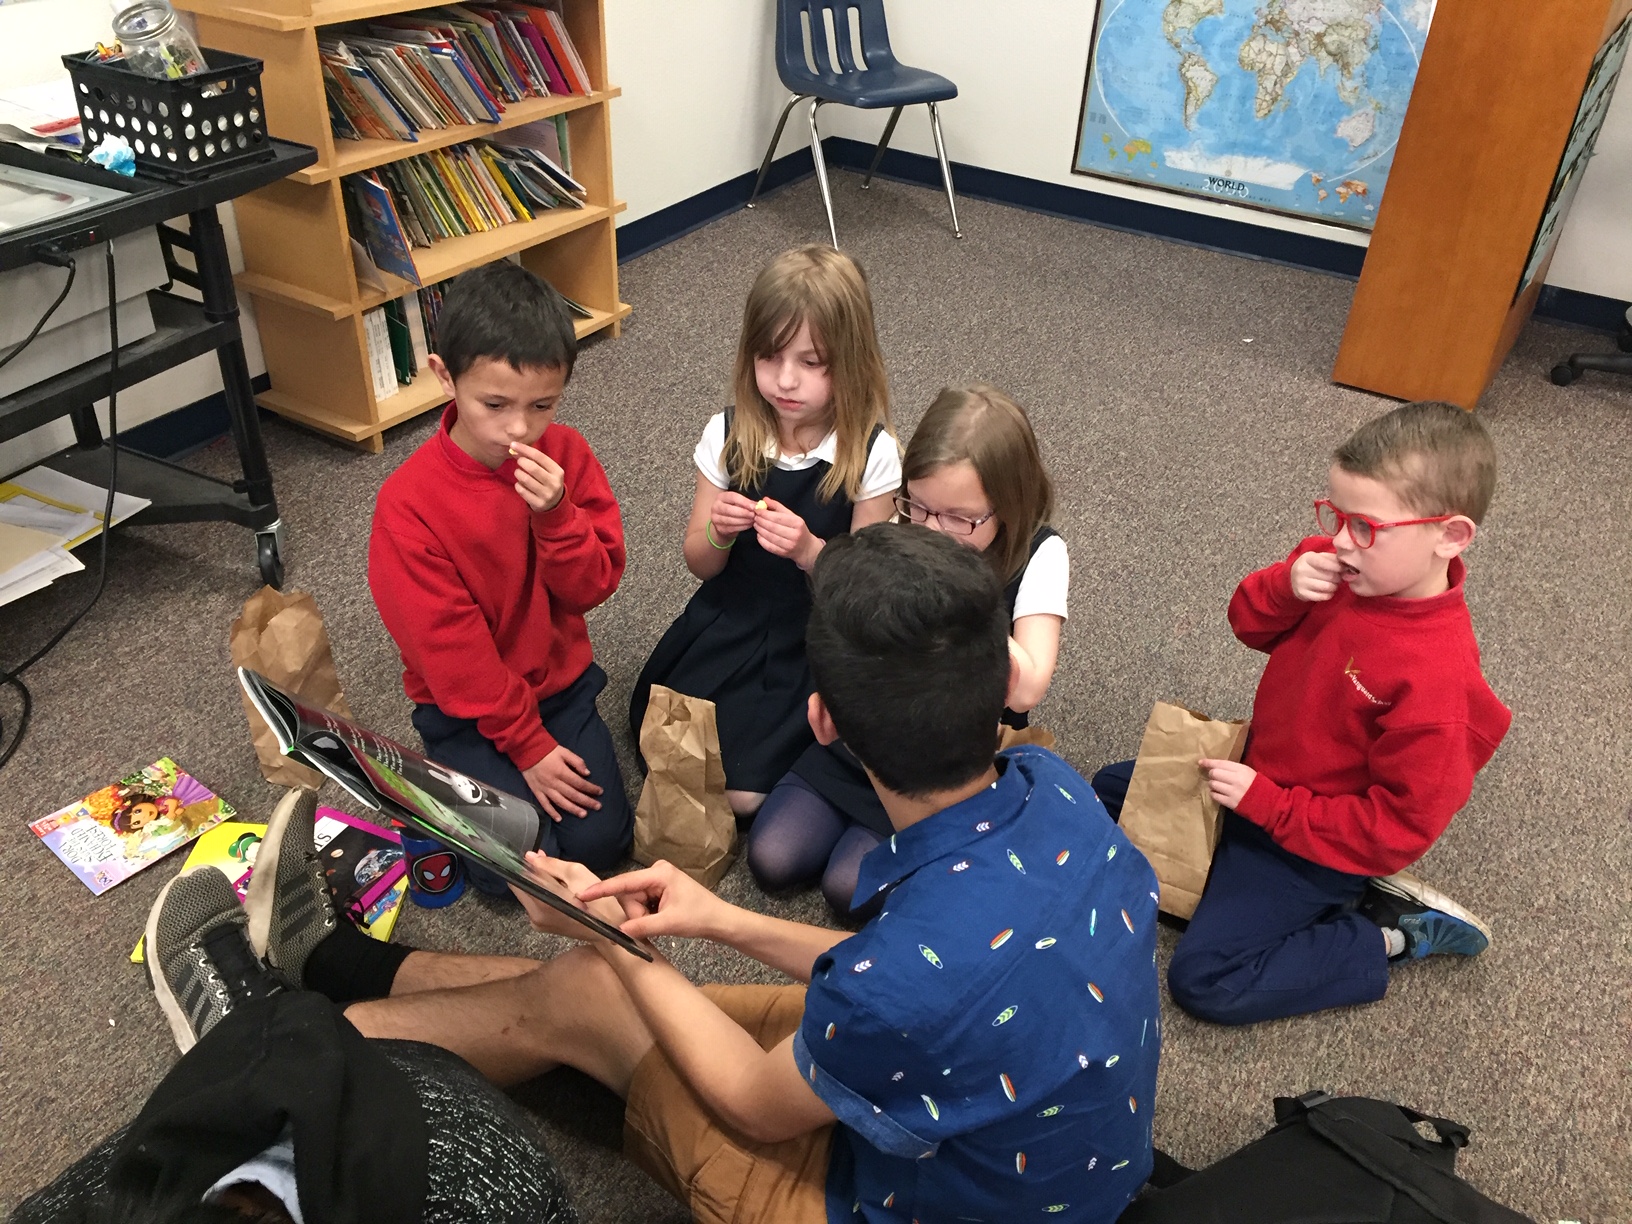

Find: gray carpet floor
2;171;1629;1222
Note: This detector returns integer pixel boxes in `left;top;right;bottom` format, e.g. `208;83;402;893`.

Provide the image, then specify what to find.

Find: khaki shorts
624;983;832;1224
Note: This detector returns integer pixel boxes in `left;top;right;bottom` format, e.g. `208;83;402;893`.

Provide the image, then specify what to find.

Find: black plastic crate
63;48;274;182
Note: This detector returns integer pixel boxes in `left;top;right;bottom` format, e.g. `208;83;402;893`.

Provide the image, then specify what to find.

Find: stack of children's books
131;806;409;962
29;760;409;950
320;4;592;143
342;123;586;278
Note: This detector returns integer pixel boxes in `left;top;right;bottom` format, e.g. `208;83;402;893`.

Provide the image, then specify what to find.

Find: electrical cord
0;251;76;372
0;241;120;770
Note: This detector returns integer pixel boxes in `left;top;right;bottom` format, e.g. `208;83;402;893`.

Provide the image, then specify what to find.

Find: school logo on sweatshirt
1344;657;1391;707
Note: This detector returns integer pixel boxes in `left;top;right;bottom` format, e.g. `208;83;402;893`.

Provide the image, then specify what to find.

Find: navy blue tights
746;773;886;919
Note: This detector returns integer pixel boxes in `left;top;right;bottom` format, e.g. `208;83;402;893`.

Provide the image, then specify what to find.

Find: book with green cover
383;297;415;384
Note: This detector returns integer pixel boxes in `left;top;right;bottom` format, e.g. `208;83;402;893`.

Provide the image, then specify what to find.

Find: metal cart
0;138;317;588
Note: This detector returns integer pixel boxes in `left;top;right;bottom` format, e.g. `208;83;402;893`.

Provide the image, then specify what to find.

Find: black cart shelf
0;138;317;588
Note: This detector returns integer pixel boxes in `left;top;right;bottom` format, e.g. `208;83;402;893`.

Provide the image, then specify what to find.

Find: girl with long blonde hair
629;246;898;815
748;384;1067;916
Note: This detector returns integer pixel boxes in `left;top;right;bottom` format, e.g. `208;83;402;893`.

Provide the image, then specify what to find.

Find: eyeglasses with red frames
1313;499;1456;549
894;493;996;537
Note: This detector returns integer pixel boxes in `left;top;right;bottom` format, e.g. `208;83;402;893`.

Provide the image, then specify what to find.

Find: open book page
237;668;649;958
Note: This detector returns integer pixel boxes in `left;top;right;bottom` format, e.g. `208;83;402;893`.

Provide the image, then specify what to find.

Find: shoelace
198;923;285;1013
301;848;338;931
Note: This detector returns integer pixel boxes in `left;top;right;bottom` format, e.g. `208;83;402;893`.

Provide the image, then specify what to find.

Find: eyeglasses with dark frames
1313;498;1456;549
894;493;997;537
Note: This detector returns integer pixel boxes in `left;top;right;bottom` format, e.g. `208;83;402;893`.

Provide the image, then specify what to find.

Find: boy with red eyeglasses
1093;401;1511;1024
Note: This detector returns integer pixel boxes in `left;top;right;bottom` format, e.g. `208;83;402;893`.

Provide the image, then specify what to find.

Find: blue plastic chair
747;0;961;246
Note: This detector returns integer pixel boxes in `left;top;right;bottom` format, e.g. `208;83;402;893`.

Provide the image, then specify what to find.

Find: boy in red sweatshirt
1094;401;1510;1024
368;262;631;880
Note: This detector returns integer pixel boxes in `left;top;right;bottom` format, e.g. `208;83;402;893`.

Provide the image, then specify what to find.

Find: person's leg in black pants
1090;759;1135;821
412;663;633;877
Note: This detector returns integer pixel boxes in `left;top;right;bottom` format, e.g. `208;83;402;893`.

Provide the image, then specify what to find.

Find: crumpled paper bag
998;723;1057;753
1119;702;1249;919
633;685;736;887
230;587;352;789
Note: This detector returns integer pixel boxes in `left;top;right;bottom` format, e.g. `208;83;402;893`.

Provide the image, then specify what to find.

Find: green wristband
705;520;735;550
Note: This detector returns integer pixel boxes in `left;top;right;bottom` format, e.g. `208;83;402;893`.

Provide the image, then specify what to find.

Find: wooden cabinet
177;0;630;451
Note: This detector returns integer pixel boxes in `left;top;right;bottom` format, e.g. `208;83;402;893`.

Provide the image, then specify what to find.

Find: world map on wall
1074;0;1436;229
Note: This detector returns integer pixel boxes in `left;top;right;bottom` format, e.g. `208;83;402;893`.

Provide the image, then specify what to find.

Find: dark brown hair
809;524;1008;797
435;260;578;381
1333;401;1497;523
902;385;1055;583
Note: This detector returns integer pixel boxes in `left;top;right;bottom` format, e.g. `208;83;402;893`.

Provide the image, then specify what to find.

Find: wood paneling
1333;0;1632;407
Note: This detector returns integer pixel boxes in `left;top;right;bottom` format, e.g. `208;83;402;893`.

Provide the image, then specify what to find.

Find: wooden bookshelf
178;0;630;452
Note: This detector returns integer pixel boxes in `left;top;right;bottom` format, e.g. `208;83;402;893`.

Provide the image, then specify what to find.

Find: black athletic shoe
1360;870;1491;960
245;787;337;985
146;866;284;1052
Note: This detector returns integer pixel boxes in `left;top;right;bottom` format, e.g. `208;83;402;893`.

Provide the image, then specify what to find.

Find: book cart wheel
257;529;285;589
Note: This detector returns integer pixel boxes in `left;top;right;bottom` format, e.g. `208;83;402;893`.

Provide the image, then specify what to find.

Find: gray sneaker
145;866;283;1052
245;787;337;985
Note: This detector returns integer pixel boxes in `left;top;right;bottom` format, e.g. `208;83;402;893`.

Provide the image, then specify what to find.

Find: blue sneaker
1363;870;1491;960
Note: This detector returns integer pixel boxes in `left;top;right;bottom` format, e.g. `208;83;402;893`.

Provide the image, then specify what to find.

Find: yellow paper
0;522;60;575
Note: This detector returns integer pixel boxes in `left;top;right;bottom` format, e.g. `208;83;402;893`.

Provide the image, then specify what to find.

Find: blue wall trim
122;373;270;460
138;142;1629;458
1534;284;1629;333
615;148;816;264
823;137;1631;331
822;137;1369;278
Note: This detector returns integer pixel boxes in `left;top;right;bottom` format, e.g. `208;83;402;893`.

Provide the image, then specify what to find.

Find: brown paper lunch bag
229;586;353;790
1118;701;1250;920
632;685;737;887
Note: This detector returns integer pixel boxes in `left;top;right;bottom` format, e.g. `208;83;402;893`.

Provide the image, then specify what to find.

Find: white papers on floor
0;465;150;606
0;521;79;603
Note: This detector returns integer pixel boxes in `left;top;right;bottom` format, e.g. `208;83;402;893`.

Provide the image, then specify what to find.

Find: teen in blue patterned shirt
342;524;1162;1224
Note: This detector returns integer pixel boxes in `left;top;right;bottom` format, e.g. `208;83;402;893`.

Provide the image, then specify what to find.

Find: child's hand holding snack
708;490;759;542
1290;551;1344;602
753;496;822;570
509;440;565;513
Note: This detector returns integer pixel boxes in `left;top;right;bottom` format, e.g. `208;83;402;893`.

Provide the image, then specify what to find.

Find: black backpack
1121;1091;1536;1224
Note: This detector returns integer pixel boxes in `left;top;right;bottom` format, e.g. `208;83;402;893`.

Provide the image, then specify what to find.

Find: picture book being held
131;809;409;962
238;667;651;959
31;759;233;895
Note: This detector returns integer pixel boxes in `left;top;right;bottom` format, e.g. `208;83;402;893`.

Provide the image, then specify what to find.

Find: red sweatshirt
368;405;625;772
1229;536;1511;877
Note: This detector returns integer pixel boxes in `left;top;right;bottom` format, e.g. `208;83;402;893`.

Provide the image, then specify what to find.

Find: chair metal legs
807;98;839;249
749;94;960;245
748;93;805;208
927;101;962;239
862;106;903;188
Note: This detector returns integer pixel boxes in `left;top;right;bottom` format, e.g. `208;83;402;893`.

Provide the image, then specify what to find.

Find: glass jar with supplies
111;2;207;80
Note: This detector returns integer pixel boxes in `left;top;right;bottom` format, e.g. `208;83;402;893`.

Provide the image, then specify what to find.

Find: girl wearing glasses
629;246;900;818
748;385;1065;916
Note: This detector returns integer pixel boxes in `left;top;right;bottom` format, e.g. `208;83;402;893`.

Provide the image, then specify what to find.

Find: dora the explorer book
31;759;233;896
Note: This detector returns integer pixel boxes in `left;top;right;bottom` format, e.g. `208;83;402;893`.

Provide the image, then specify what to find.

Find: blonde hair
725;246;893;501
1333;401;1496;523
902;385;1055;584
